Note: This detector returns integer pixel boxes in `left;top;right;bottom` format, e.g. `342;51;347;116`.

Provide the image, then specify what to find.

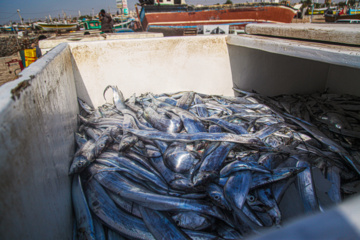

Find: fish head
172;212;213;231
170;178;194;191
94;136;110;155
170;178;205;192
69;156;89;175
119;135;138;151
207;190;232;211
193;171;217;187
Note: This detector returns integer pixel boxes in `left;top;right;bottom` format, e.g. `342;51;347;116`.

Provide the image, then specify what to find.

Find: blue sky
1;0;338;25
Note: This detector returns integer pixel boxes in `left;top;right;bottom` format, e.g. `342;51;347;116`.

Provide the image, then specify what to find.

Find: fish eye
214;195;220;200
100;144;105;148
247;195;255;202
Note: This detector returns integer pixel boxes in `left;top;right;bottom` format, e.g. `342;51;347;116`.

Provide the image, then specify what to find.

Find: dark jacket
100;13;114;32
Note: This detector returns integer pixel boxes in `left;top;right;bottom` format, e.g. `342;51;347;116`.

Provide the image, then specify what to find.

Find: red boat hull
141;5;297;30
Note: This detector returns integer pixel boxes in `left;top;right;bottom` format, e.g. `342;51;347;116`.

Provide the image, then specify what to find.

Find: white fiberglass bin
0;35;359;239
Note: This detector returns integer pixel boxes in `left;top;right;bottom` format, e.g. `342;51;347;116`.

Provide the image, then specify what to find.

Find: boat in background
136;0;297;31
1;24;32;32
307;6;336;15
79;17;134;31
35;22;78;31
325;13;360;22
2;25;14;32
80;20;101;30
349;8;360;14
113;17;134;29
325;6;360;22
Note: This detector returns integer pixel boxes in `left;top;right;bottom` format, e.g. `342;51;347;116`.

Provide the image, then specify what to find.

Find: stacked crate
24;49;37;67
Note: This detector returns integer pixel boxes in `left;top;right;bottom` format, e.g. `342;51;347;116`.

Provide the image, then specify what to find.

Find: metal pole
310;0;314;23
17;9;24;25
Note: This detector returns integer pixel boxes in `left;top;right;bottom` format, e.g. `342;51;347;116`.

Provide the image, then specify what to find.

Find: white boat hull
36;23;78;31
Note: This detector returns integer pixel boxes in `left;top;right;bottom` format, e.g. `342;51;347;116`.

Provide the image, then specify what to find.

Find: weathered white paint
245;23;360;46
69;35;234;108
0;43;78;239
227;35;360;96
227;34;360;69
0;33;360;239
39;32;164;55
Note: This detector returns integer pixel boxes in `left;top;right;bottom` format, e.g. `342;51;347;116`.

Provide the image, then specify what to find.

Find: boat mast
17;9;24;25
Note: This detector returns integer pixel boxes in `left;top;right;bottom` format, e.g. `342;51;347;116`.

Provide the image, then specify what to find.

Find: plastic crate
25;57;36;67
24;49;37;58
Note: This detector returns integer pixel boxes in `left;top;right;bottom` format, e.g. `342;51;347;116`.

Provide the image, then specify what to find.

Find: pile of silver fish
70;86;360;240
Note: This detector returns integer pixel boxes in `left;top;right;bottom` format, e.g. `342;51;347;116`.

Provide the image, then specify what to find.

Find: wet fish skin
75;133;87;148
287;115;360;176
97;153;169;191
182;229;222;240
224;171;252;212
172;211;214;231
257;153;284;169
107;228;126;240
72;174;96;240
106;190;142;218
176;91;195;110
201;117;248;135
93;215;106;240
81;126;102;141
143;107;183;133
296;160;319;214
320;112;352;130
216;222;243;239
84;178;156;240
326;166;342;204
164;105;207;134
69;140;96;175
122;150;164;180
88;164;229;223
156;96;178;106
72;88;360;239
256;188;281;225
206;183;232;211
193;142;235;186
139;206;191;240
241;204;264;227
208;124;222;133
251;167;305;189
118;134;138;151
148;155;183;185
220;160;271;178
193;94;209;118
164;142;199;174
103;85;127;111
127;128;262;146
78;98;94;115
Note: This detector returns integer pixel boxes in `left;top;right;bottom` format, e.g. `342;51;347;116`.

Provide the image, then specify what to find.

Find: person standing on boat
99;9;114;33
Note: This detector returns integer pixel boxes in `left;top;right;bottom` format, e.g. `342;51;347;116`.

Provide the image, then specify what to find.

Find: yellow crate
24;49;37;58
25;58;36;67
